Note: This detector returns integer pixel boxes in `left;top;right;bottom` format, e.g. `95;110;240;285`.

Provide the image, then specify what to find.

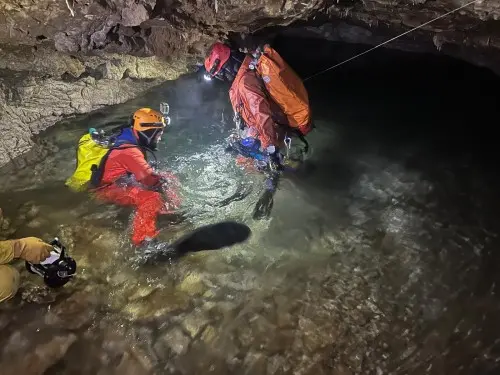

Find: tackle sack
65;133;110;192
256;46;311;132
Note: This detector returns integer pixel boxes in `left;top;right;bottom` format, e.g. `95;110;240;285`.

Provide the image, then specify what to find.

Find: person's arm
0;241;14;265
0;238;52;264
243;78;278;149
118;148;161;187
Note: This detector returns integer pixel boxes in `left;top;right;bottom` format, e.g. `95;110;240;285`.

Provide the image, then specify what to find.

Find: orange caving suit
94;129;180;245
228;47;312;149
229;55;282;149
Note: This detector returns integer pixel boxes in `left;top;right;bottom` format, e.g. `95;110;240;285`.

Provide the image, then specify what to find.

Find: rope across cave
304;0;482;81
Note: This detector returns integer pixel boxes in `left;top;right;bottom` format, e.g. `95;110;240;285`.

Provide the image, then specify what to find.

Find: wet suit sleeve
242;77;278;149
0;241;14;265
118;148;161;187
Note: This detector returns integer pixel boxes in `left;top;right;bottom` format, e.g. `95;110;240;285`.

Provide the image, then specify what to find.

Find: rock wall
1;0;500;167
0;44;191;168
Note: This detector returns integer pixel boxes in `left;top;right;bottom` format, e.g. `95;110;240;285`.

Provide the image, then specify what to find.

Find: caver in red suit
94;108;180;245
204;42;312;156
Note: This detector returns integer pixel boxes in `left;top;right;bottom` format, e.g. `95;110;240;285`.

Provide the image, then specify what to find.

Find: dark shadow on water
146;221;251;264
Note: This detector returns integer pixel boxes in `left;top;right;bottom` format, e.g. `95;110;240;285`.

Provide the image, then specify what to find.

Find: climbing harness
304;0;482;81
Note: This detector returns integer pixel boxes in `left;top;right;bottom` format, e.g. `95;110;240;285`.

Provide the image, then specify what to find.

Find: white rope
304;0;481;81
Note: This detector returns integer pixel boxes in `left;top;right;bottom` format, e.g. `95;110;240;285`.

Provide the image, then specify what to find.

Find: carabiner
284;135;292;158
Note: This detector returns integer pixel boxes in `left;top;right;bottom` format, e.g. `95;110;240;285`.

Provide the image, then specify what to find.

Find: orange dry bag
256;45;311;130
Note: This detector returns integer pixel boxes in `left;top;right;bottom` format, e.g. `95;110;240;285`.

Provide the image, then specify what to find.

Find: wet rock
154;326;191;357
213;271;260;291
275;295;297;328
115;350;154;375
97;331;156;375
237;314;292;353
2;333;77;375
298;316;335;353
202;300;217;312
114;351;149;374
44;290;97;330
0;208;15;239
212;301;239;321
332;364;353;375
200;324;217;345
127;285;158;302
108;271;130;287
26;218;49;229
121;3;149;27
182;308;211;338
267;354;287;375
0;70;164;169
3;330;31;356
203;289;216;299
20;283;57;304
243;352;267;375
26;204;40;219
122;290;190;320
294;353;331;375
178;272;206;296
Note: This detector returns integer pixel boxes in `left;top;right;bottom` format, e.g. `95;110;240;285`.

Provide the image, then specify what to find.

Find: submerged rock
154;326;191;357
121;289;191;321
1;333;77;375
44;290;97;330
243;352;267;375
178;272;207;296
182;308;211;338
0;208;15;239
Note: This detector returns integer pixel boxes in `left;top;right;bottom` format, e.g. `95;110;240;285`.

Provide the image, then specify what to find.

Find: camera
25;237;77;288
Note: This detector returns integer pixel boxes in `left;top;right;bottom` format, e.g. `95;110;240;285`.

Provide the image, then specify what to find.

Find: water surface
1;43;500;375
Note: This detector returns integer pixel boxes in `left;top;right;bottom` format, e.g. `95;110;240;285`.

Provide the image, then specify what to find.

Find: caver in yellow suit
0;237;52;303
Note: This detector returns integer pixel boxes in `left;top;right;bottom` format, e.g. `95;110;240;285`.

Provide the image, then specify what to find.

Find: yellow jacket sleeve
0;240;15;265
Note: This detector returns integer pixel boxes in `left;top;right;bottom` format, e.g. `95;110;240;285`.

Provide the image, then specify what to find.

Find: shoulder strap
89;145;140;188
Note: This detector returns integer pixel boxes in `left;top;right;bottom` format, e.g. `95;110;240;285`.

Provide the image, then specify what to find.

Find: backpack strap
88;145;140;189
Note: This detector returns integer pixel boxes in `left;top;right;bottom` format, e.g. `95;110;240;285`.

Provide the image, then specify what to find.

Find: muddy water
1;50;500;375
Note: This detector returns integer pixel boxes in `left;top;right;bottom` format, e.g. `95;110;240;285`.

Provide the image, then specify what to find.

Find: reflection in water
1;47;500;375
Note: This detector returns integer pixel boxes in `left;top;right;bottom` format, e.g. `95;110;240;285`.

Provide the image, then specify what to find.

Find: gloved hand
12;237;52;264
265;145;283;171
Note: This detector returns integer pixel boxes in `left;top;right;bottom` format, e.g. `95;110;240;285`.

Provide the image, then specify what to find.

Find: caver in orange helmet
131;108;166;150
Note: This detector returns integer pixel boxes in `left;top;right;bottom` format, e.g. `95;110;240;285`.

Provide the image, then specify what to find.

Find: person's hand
158;171;180;188
265;145;283;171
157;171;181;211
13;237;52;264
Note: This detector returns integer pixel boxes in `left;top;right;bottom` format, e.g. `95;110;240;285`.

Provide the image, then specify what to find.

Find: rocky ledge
1;0;500;167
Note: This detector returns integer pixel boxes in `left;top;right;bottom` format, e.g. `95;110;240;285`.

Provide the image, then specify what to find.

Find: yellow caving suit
0;241;20;303
0;237;54;303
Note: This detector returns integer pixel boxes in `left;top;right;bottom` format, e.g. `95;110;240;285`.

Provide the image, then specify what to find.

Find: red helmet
204;42;231;78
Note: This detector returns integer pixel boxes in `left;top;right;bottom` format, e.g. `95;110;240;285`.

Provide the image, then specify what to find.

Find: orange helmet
131;108;166;150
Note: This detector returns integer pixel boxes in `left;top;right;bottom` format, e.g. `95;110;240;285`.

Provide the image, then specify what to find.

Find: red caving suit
94;139;180;245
